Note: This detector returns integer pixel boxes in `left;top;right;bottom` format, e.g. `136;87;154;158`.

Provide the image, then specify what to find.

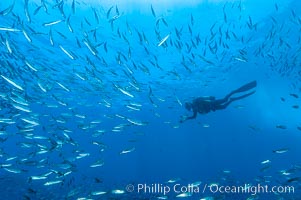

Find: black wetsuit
183;80;257;121
186;96;231;119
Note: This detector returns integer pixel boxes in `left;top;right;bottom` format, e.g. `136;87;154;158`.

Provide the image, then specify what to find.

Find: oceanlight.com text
207;183;294;196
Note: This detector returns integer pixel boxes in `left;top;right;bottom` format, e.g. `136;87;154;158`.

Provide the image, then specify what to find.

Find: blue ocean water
0;0;301;199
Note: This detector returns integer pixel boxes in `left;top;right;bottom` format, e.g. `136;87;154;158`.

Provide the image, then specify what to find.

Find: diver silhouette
181;80;257;122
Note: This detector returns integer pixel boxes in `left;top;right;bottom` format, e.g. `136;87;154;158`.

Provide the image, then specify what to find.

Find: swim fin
230;91;255;101
232;80;257;94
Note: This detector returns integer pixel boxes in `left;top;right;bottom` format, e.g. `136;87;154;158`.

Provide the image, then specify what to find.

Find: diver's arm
187;111;197;119
180;111;197;123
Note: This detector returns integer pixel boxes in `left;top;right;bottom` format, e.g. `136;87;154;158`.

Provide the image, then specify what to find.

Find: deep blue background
0;0;301;199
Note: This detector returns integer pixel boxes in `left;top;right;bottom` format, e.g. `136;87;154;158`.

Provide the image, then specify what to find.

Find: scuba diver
181;80;257;122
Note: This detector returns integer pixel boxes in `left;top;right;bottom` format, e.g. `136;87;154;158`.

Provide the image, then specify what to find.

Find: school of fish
0;0;301;199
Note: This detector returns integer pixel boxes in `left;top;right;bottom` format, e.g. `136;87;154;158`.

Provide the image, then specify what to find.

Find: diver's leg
214;98;228;105
211;98;232;111
230;91;255;101
214;91;255;111
214;101;232;110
